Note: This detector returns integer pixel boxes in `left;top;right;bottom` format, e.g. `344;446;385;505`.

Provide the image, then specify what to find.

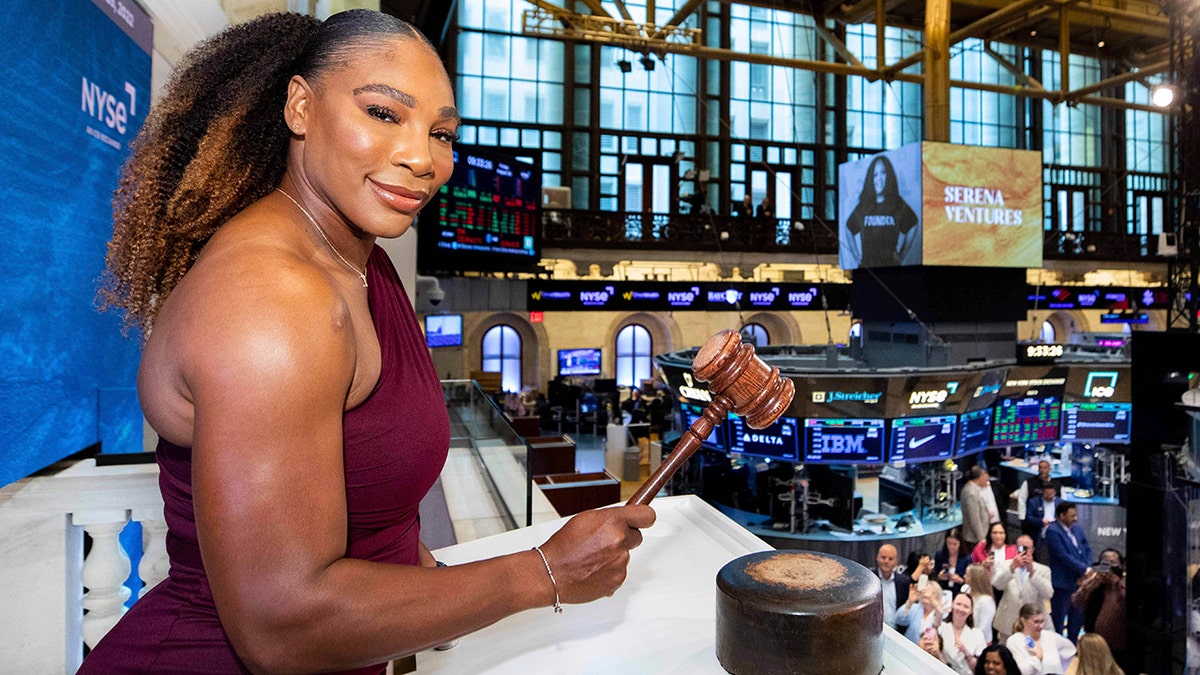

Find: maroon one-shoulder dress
81;247;451;673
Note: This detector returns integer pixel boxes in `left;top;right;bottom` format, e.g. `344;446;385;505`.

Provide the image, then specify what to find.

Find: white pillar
74;511;132;650
138;518;169;597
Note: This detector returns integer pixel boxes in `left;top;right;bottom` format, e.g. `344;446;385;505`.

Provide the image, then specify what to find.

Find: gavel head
692;329;794;429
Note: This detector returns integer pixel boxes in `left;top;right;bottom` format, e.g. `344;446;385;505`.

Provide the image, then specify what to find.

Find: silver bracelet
533;546;563;614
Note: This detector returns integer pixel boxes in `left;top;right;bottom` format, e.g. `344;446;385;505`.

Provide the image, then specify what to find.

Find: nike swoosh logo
908;435;936;450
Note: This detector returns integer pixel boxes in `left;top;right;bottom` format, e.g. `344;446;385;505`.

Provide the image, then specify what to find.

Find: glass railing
441;379;532;527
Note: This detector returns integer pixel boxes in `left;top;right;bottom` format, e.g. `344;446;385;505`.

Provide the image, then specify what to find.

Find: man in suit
875;543;912;631
992;533;1054;642
1023;479;1062;544
960;466;997;552
1044;501;1092;642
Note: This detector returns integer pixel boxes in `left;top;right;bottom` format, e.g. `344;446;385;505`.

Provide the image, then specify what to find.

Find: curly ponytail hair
97;9;429;336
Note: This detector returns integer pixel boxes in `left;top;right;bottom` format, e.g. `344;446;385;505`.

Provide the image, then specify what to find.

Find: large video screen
992;395;1062;446
0;0;151;487
803;418;886;464
837;143;923;270
728;413;801;463
957;408;994;456
418;144;540;274
837;142;1043;270
679;402;727;451
888;415;957;463
558;348;602;376
921;142;1043;268
1060;402;1131;443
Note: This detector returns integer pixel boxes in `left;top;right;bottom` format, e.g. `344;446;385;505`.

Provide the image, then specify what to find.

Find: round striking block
715;550;883;675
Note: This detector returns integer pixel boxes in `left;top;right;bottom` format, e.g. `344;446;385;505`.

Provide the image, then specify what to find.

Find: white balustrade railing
0;458;165;674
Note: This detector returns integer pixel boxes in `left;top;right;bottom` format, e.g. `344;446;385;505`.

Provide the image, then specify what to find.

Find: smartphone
917;574;929;591
1018;545;1028;554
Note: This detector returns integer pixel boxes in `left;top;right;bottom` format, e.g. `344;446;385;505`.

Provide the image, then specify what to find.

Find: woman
976;644;1022;675
1006;603;1077;675
843;154;920;267
83;11;654;673
965;563;998;645
940;592;987;675
936;527;970;594
898;579;946;644
973;521;1018;567
1064;633;1123;675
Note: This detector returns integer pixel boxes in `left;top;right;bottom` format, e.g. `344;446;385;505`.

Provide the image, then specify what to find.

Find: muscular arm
183;266;653;672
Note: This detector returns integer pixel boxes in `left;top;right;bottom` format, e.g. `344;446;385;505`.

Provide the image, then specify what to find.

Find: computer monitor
679;402;727;451
803;418;886;464
557;348;602;376
806;465;858;531
727;413;801;463
1060;402;1132;443
888;415;957;463
956;408;994;456
991;394;1062;445
424;314;463;348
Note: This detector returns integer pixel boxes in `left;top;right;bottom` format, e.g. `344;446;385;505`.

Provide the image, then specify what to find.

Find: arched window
849;321;863;346
740;323;769;348
615;324;652;388
481;324;521;392
1040;320;1056;343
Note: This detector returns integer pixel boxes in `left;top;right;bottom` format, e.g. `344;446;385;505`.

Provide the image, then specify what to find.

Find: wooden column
924;0;951;142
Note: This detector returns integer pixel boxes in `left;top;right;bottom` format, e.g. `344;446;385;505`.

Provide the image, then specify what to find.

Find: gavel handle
627;396;731;506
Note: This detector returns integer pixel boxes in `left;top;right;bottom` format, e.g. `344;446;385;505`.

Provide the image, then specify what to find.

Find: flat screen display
557;348;602;376
803;418;886;464
888;415;957;463
991;395;1062;445
727;413;801;463
424;314;463;348
418;145;540;274
679;402;727;451
957;408;994;456
1060;402;1131;443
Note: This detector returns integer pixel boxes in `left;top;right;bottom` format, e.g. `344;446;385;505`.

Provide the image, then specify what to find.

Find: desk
425;495;953;674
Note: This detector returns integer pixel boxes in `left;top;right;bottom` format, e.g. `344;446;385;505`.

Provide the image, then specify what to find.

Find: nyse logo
826;434;866;454
909;390;949;406
1084;371;1118;399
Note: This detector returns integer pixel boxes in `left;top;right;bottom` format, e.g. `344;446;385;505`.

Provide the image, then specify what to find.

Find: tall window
615;324;652;388
844;24;924;149
740;323;769;347
1040;321;1056;343
481;324;521;393
949;40;1020;147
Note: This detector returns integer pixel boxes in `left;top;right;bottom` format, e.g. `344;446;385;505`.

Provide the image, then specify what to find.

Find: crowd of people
874;490;1127;675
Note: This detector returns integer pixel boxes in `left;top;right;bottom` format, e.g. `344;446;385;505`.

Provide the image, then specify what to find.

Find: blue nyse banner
0;0;150;487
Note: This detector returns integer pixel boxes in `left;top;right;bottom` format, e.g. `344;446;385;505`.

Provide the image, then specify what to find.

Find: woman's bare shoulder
140;209;356;437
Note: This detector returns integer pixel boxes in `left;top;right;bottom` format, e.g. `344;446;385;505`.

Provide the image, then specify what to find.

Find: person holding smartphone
994;534;1054;643
898;579;947;644
1007;604;1076;674
936;528;971;595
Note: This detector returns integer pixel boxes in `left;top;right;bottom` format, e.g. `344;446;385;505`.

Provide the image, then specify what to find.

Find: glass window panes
481;324;522;393
615;324;652;388
740;323;769;348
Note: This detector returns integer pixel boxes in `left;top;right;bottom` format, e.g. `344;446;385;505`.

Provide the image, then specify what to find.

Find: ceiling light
617;59;632;73
640;55;655;71
1151;84;1176;107
1097;39;1105;48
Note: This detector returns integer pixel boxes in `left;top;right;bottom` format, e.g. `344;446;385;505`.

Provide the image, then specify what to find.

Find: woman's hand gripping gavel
626;330;795;506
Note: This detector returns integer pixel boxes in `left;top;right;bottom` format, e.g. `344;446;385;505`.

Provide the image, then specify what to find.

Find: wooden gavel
627;330;795;506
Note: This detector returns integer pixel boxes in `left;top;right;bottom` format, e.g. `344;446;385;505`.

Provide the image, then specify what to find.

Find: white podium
425;495;952;674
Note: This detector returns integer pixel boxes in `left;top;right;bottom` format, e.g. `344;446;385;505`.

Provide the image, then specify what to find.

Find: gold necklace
275;187;368;288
